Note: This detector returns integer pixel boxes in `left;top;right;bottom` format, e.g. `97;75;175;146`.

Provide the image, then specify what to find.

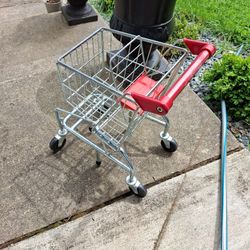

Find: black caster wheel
49;137;66;154
96;161;101;166
129;184;147;198
89;127;92;132
97;104;109;115
161;138;178;152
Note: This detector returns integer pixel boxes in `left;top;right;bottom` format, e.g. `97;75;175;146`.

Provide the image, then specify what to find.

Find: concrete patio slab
0;2;242;246
0;0;40;9
157;150;250;250
0;69;241;245
7;150;250;250
0;2;46;22
0;4;105;69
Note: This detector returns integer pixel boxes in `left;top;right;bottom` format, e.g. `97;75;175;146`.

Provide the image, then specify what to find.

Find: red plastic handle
131;38;216;115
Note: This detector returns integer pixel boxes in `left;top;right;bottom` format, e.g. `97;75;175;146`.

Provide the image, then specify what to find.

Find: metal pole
221;100;228;250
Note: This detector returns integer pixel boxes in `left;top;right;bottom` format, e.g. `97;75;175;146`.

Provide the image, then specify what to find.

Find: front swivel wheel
49;137;66;154
161;138;178;152
126;176;147;197
129;184;147;198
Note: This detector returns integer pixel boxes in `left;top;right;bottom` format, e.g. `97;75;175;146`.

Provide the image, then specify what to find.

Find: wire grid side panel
101;30;188;96
57;63;95;106
96;106;143;146
101;29;124;57
100;30;131;89
61;32;105;78
58;62;125;125
149;44;188;95
108;39;146;90
57;29;188;110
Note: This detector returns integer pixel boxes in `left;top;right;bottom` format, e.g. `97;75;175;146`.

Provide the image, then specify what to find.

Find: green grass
89;0;114;21
176;0;250;47
169;12;202;44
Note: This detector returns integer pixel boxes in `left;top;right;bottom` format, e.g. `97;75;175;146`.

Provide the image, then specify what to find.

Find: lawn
176;0;250;46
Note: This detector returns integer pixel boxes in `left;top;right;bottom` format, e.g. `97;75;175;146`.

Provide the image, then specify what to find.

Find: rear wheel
161;138;178;152
49;137;66;153
129;184;147;198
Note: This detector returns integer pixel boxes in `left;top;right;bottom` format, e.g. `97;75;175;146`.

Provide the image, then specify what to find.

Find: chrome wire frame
55;28;188;177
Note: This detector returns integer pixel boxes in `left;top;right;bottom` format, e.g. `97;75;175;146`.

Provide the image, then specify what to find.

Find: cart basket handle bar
131;38;216;116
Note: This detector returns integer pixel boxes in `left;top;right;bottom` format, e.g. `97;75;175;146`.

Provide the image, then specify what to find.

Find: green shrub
169;12;201;43
204;54;250;123
97;0;114;16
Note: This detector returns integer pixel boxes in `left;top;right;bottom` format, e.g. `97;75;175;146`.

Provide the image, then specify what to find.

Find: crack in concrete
147;144;242;191
153;123;208;250
0;146;243;249
153;174;187;250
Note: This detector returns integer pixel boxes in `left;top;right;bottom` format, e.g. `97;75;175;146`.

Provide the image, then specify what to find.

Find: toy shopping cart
49;28;216;197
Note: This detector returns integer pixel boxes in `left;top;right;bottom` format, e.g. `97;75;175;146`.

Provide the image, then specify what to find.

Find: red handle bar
131;38;216;115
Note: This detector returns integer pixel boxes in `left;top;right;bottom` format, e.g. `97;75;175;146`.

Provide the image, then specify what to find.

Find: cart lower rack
49;28;216;197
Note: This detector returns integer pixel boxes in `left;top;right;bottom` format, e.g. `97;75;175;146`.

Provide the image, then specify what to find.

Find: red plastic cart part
131;38;216;115
120;73;164;112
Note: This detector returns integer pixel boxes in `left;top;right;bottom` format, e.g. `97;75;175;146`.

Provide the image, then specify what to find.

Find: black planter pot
62;0;98;26
110;0;176;42
68;0;87;8
110;0;176;58
109;0;177;81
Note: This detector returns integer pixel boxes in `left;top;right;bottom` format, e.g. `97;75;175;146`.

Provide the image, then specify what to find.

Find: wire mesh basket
50;27;216;197
56;28;188;144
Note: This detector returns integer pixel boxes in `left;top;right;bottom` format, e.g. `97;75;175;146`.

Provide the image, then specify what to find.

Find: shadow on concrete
11;135;117;225
13;13;69;46
36;69;66;118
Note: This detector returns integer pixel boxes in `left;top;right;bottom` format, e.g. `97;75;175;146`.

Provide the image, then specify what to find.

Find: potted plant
44;0;61;13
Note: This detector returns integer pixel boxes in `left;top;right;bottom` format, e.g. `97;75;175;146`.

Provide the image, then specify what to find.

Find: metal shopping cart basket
49;28;216;197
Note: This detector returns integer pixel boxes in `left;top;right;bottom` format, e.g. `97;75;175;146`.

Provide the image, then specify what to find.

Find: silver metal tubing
58;28;103;61
96;150;101;163
55;109;64;130
145;114;166;126
109;35;141;66
56;108;88;122
221;97;228;250
56;107;90;129
146;53;188;97
102;27;188;52
119;147;134;181
58;62;124;97
161;116;170;137
64;123;132;173
128;110;133;123
159;55;187;97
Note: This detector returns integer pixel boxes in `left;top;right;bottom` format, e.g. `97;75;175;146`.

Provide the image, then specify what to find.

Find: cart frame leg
95;150;101;166
146;114;172;141
160;116;173;144
160;116;178;152
161;116;170;138
55;109;68;146
52;108;147;196
119;147;135;181
119;147;146;196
